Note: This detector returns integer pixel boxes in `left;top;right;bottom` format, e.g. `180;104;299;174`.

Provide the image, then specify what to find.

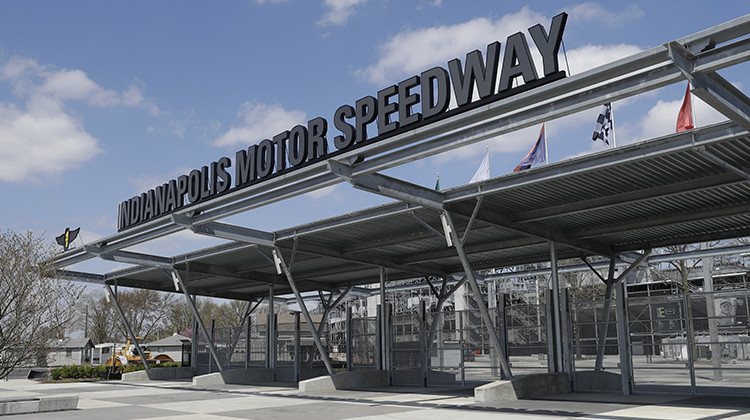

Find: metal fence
191;283;750;395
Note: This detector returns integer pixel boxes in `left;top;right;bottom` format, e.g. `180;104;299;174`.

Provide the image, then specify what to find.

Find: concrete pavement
1;378;750;419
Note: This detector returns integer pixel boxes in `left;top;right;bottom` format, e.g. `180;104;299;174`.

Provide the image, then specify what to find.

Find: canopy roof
57;15;750;302
61;121;750;300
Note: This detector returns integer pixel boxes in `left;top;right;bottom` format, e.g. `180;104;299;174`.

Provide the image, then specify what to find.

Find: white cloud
305;184;340;199
213;102;307;147
130;229;228;256
563;43;644;75
0;56;161;183
567;3;644;27
356;7;546;86
122;78;160;116
0;99;100;182
39;69;119;106
317;0;367;27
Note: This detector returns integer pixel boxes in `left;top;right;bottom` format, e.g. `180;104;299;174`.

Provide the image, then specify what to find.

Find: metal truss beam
172;261;287;287
592;250;651;371
104;284;151;373
179;216;448;278
272;247;336;376
396;237;543;265
695;147;750;180
443;211;512;378
668;41;750;131
288;238;448;277
334;167;614;258
171;270;225;373
54;22;750;269
57;270;105;285
513;173;743;223
446;201;614;257
329;161;444;210
84;247;173;269
571;202;750;240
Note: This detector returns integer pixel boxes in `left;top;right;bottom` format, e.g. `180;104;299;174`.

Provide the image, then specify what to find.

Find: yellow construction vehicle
105;337;173;367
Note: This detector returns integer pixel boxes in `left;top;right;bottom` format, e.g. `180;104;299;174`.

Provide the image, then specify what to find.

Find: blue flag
514;124;546;172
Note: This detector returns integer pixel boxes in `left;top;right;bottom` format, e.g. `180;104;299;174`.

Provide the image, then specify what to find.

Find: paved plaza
2;378;750;419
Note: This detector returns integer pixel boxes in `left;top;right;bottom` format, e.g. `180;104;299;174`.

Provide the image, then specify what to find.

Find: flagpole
544;123;549;165
689;83;697;128
610;103;617;148
486;146;490;178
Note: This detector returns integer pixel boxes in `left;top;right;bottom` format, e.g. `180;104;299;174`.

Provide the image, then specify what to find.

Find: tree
0;230;83;378
110;289;174;341
76;288;176;343
79;292;116;343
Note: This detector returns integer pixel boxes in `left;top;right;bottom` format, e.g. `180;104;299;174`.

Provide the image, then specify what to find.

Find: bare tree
0;230;83;378
109;289;174;342
76;291;117;343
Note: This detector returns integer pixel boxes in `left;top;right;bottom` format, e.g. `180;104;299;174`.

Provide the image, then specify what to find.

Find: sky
0;1;749;276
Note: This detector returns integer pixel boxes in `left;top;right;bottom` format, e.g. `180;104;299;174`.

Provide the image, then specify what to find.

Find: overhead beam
85;247;173;269
396;236;544;265
55;36;750;270
329;162;444;210
571;202;750;240
445;202;614;257
512;173;743;223
180;218;449;278
56;270;105;285
668;41;750;131
695;147;750;180
172;261;286;287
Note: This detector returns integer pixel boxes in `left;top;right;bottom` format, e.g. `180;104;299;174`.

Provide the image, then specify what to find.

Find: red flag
676;83;694;132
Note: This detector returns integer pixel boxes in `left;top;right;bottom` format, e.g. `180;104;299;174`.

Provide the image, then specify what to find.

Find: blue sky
0;1;748;274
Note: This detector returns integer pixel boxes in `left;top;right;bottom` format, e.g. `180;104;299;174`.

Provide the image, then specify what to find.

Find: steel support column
294;312;301;382
594;251;651;371
171;270;225;373
226;300;261;370
550;241;564;373
267;284;275;370
104;284;151;373
595;259;617;370
379;266;388;373
273;247;336;376
191;293;198;370
245;317;251;369
443;211;512;378
307;287;352;366
615;280;633;395
702;242;723;381
346;305;353;372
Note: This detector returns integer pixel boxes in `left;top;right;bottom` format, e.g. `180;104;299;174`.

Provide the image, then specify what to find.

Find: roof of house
146;333;191;347
51;337;94;349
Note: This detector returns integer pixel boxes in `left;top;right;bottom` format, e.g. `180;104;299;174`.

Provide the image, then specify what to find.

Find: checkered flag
592;103;613;145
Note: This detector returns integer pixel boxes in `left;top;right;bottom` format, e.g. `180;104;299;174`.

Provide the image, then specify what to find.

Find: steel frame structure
54;15;750;391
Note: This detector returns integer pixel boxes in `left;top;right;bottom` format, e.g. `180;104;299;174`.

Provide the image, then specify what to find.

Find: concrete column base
192;368;274;386
0;396;78;415
574;370;622;392
474;372;570;402
121;367;195;382
299;370;389;393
